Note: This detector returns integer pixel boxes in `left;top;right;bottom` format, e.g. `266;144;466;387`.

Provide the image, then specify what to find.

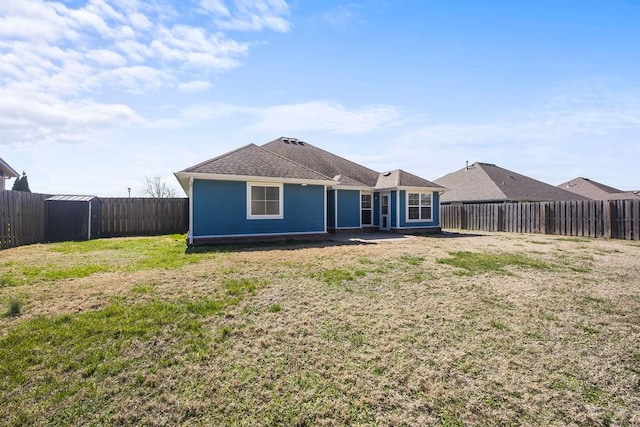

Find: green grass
0;235;216;287
315;268;355;285
399;255;425;266
437;251;554;275
5;296;23;317
268;303;282;313
0;276;263;425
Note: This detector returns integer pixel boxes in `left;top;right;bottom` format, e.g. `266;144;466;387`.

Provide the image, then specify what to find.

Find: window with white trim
361;193;372;225
407;192;432;221
247;183;283;219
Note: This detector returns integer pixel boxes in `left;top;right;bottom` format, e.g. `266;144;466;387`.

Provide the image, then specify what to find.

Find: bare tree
142;176;177;198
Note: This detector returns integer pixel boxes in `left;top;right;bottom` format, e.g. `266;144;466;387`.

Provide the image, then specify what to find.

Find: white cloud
0;0;291;146
0;91;141;145
209;0;291;32
322;4;358;29
178;80;213;92
86;48;127;66
199;0;230;16
249;101;404;134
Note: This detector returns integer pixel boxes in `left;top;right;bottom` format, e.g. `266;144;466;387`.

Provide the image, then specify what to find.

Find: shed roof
46;195;98;202
435;162;588;203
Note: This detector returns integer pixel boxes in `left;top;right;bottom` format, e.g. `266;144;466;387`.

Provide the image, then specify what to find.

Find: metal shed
45;195;101;242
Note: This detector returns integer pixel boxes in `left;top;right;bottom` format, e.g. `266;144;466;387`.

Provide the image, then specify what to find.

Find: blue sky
1;0;639;196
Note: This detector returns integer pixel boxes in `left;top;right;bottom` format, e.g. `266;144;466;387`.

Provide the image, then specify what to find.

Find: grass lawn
1;232;639;425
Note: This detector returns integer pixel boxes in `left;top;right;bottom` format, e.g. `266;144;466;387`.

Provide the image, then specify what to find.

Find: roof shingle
262;137;381;187
180;143;332;181
376;169;444;189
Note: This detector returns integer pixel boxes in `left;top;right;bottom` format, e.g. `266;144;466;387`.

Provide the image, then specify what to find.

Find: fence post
603;201;613;239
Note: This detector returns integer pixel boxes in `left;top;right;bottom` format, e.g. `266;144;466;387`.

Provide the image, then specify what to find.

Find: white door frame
380;192;390;230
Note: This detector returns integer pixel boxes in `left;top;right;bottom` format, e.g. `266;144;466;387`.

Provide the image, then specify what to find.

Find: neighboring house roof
0;157;19;178
376;169;444;190
262;137;381;187
557;177;640;200
435;162;588;203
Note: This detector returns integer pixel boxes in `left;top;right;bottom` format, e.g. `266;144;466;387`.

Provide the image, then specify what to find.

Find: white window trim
406;191;433;223
360;191;373;226
246;182;284;220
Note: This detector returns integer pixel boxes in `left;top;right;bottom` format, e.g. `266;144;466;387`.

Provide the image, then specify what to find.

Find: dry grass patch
0;232;639;425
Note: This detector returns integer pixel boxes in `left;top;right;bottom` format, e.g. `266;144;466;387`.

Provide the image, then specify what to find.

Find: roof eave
331;185;374;191
0;158;19;178
174;171;335;187
375;185;446;192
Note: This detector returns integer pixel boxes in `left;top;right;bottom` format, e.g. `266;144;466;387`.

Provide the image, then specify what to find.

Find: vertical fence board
0;191;48;249
440;199;639;241
98;198;188;238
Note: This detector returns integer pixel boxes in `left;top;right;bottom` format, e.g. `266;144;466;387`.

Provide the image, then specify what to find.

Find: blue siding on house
327;189;335;228
398;190;440;228
336;190;360;228
192;180;325;236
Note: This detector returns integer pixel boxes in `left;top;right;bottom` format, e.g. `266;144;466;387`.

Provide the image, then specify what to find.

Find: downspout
189;177;194;246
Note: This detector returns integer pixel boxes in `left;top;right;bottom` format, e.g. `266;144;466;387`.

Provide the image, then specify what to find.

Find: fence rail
1;192;188;249
441;199;640;240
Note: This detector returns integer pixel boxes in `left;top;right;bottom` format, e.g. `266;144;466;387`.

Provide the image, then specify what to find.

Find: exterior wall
398;190;441;228
336;189;361;228
192;180;325;237
327;189;335;228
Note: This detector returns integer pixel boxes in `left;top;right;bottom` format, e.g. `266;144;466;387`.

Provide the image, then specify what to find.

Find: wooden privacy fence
100;198;188;237
0;190;48;249
1;192;188;249
441;199;640;240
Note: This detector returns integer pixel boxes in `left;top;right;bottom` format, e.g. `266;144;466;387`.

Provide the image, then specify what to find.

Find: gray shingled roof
332;174;370;188
262;137;381;187
180;143;333;181
557;177;640;200
435;162;588;203
376;169;444;189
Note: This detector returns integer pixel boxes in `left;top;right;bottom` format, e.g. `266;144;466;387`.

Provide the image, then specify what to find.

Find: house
557;177;640;200
434;162;588;204
0;157;19;191
174;137;444;245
